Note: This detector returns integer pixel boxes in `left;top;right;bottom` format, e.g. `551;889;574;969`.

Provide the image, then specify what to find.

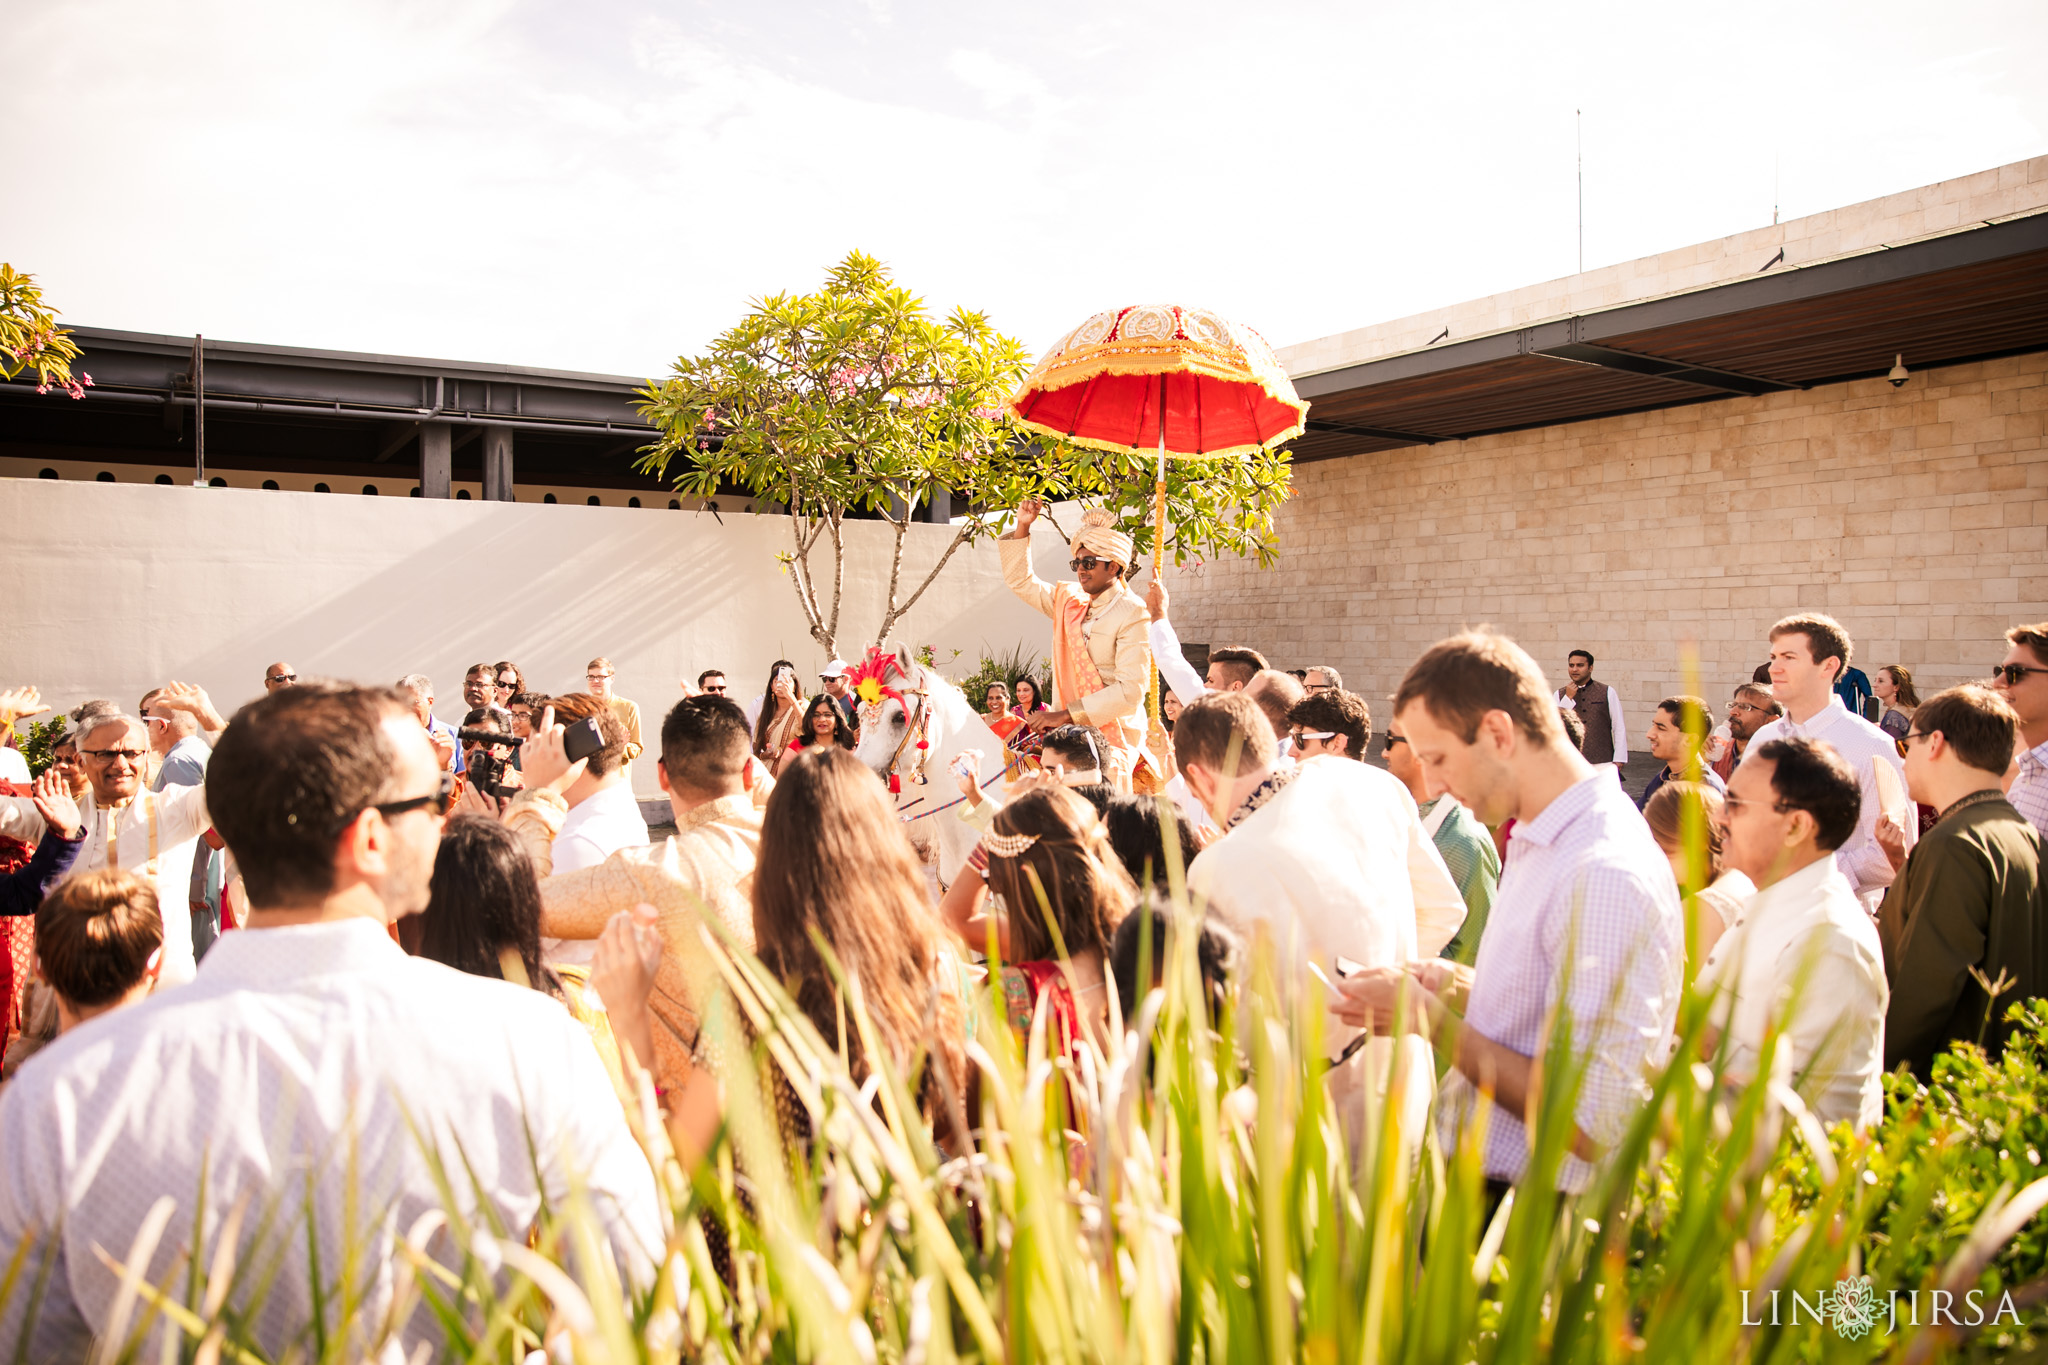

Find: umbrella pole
1148;373;1167;739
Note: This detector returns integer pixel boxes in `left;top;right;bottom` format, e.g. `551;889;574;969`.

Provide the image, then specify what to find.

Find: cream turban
1069;508;1133;568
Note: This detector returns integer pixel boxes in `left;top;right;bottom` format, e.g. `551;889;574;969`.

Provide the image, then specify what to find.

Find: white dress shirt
1148;616;1210;704
1190;757;1466;1150
544;782;650;967
1436;771;1684;1191
0;918;662;1363
0;784;209;985
1744;696;1913;899
1554;684;1629;764
1695;854;1887;1129
2010;736;2048;841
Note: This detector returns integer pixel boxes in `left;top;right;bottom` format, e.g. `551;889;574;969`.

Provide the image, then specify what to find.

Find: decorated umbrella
1007;304;1309;730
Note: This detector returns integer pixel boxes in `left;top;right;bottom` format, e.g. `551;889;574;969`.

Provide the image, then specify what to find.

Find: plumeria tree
0;264;90;398
636;252;1292;656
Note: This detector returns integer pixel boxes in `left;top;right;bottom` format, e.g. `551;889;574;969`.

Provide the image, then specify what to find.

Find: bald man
263;663;297;692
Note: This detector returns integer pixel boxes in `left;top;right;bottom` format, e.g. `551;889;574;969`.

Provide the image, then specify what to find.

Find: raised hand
1145;574;1171;623
1002;498;1043;541
156;681;227;732
0;687;49;727
520;705;588;796
31;770;83;839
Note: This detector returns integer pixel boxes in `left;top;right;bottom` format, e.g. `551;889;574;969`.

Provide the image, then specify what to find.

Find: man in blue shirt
399;674;464;774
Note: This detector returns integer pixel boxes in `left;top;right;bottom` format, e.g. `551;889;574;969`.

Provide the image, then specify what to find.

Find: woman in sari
1006;676;1047;765
941;783;1132;1057
752;663;806;765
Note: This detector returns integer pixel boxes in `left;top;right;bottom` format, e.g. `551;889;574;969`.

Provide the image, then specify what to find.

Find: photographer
454;707;522;801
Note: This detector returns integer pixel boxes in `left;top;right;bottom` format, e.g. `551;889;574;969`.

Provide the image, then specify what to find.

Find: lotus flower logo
1824;1275;1882;1340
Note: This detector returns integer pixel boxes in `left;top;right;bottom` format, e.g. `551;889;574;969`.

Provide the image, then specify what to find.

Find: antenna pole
1576;109;1584;274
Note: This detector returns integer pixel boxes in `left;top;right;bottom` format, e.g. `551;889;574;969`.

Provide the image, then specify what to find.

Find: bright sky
7;0;2044;379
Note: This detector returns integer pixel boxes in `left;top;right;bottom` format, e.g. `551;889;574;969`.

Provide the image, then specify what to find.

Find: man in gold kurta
999;500;1155;791
501;695;767;1096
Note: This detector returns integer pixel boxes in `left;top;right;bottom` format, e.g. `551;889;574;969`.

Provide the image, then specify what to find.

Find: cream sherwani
0;785;209;986
999;538;1152;740
1188;757;1467;1157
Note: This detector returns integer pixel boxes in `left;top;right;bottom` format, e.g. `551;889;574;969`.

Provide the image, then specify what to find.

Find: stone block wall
1168;352;2048;727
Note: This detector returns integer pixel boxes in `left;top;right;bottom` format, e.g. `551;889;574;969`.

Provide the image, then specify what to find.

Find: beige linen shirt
514;791;763;1094
1696;854;1888;1130
999;538;1152;734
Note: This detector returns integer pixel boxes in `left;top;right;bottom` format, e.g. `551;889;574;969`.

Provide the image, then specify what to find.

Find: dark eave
1285;210;2048;463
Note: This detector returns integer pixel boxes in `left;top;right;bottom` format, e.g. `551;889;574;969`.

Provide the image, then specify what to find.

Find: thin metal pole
192;334;206;486
1576;109;1583;275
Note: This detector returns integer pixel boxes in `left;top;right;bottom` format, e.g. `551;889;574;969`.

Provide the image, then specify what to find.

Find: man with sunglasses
0;683;661;1361
1994;621;2048;839
262;663;296;692
999;499;1155;791
0;683;224;987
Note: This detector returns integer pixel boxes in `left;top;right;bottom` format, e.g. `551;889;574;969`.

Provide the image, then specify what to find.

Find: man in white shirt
1335;629;1683;1194
0;685;224;986
1181;692;1465;1153
534;694;649;966
1143;574;1265;704
1742;613;1912;903
1706;735;1887;1129
0;682;661;1362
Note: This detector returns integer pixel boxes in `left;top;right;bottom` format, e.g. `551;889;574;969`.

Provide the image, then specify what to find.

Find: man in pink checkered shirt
1334;629;1684;1195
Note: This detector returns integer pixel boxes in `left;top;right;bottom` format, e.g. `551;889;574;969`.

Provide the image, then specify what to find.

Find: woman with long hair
752;662;806;764
755;748;969;1129
944;782;1133;1055
417;815;627;1097
590;747;975;1168
1642;780;1751;976
1874;665;1921;741
775;693;855;776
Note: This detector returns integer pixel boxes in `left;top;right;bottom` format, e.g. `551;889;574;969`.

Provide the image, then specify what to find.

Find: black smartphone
562;717;606;763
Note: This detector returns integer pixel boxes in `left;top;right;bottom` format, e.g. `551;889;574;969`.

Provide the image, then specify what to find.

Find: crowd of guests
0;606;2041;1356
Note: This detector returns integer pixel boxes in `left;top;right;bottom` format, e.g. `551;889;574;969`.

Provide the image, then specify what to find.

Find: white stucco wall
1;478;1071;796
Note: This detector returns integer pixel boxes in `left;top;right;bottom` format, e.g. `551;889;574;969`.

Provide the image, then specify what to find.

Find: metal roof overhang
0;328;670;490
1287;211;2048;463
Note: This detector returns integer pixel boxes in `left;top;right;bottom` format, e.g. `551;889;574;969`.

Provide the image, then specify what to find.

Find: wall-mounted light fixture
1887;354;1909;389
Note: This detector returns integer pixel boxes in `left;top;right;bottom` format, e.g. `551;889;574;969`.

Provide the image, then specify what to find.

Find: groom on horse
999;499;1158;793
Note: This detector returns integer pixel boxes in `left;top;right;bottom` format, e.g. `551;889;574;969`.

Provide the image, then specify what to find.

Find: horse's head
847;644;927;789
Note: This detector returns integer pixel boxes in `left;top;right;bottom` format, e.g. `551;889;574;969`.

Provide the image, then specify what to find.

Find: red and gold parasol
1009;303;1308;460
1007;304;1308;733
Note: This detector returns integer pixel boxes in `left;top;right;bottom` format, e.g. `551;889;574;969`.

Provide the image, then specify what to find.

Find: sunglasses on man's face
1069;557;1112;573
702;685;728;693
267;673;296;684
1991;663;2048;686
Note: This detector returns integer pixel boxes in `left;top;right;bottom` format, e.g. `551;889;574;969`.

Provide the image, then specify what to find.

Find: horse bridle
864;677;934;794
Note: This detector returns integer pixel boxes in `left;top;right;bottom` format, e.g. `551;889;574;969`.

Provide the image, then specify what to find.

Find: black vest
1572;679;1616;765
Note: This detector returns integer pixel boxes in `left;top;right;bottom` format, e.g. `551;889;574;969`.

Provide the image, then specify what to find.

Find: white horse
849;644;1009;890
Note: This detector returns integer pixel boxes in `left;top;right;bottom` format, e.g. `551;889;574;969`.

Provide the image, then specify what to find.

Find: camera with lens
455;726;522;798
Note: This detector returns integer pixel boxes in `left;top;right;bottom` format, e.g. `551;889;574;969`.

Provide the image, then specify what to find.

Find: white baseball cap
821;660;850;679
